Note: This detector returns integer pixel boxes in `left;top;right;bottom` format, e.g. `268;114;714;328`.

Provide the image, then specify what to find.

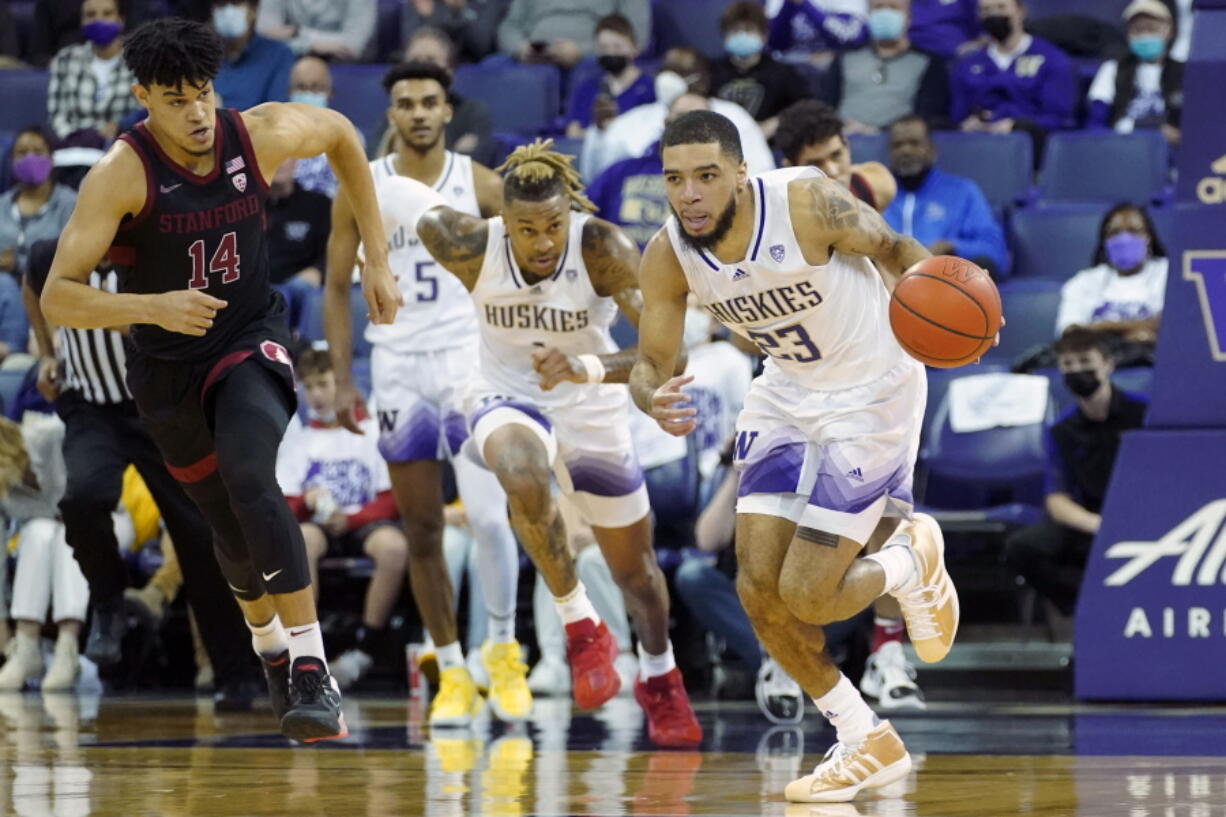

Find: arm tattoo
416;207;488;290
796;526;842;548
582;218;640;298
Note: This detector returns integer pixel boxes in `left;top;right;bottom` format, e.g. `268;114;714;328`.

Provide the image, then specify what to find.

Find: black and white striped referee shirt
57;268;133;405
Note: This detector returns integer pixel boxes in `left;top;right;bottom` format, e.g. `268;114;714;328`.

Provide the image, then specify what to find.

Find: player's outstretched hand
363;259;402;325
651;374;698;437
153;290;227;336
336;381;367;435
532;346;586;391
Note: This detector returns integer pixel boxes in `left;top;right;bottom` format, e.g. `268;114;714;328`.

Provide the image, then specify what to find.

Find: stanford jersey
110;109;275;360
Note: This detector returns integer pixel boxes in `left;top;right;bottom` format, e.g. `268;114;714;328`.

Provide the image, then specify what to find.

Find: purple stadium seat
1036;131;1170;205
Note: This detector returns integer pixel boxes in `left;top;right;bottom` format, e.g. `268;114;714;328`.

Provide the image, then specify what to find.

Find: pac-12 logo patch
232;172;247;193
261;340;291;368
770;244;786;263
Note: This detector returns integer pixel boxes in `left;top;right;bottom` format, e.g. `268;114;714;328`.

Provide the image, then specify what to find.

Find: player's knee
778;570;834;625
400;504;444;551
365;527;408;572
604;548;659;596
736;564;781;621
498;464;553;524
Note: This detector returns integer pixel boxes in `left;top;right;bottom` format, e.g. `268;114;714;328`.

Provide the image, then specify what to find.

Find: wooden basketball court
2;693;1224;816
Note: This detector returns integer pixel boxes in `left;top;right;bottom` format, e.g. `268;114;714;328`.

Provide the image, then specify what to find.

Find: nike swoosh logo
160;183;182;193
289;628;314;637
262;569;283;581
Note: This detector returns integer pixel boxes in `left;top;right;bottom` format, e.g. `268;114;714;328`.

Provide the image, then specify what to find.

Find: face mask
683;307;713;349
290;91;328;108
12;154;53;187
868;8;906;42
82;20;123;47
981;15;1013;42
654;70;688;106
212;4;249;39
1063;370;1101;398
1129;35;1166;61
724;31;764;59
308;406;337;424
1105;231;1148;271
597;55;630;75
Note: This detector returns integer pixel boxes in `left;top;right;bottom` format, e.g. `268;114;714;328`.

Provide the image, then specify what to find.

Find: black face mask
1063;370;1101;398
981;15;1013;42
895;165;933;191
598;55;630;75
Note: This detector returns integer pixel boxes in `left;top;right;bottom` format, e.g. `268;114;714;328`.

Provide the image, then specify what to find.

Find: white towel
948;373;1049;433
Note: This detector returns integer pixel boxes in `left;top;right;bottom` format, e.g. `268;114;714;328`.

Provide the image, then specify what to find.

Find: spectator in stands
950;0;1075;152
277;348;409;690
402;0;508;65
498;0;650;68
31;0;86;68
0;414;89;693
1087;0;1183;147
822;0;950;132
0;128;76;280
765;0;868;62
267;158;331;329
588;92;709;249
211;0;295;110
285;55;350;198
564;14;654;139
46;0;139;142
581;47;775;181
1056;203;1166;344
257;0;376;60
907;0;979;58
712;1;812;139
1005;327;1147;617
883;115;1008;277
775;100;896;211
402;27;496;165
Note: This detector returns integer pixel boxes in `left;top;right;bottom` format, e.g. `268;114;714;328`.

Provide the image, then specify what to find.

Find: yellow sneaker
481;735;534;812
784;721;911;803
894;513;960;663
429;667;484;728
481;641;534;722
429;734;483;773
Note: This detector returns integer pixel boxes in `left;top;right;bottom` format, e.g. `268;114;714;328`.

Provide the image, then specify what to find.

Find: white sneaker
891;513;960;663
329;649;373;691
613;652;638;697
41;636;81;692
526;655;571;696
0;635;43;691
784;720;912;803
756;658;804;725
859;642;925;711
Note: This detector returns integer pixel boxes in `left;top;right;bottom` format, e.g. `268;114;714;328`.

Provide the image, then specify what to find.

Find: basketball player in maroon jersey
41;18;399;743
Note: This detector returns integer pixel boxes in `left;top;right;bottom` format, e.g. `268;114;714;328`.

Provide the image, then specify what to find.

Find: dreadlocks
496;139;596;214
124;18;223;89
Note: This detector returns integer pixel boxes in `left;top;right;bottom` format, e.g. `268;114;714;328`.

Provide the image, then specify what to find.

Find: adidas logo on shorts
846;467;865;482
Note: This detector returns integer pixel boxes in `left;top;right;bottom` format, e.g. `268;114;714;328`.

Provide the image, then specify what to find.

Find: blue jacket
883;168;1009;276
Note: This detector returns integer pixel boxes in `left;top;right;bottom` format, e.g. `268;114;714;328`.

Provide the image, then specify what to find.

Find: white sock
865;541;918;595
637;641;676;681
488;612;516;644
286;621;328;671
247;614;288;659
436;640;465;672
814;674;879;747
553;581;601;626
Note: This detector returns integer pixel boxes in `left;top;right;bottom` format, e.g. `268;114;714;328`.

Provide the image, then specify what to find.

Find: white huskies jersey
470;211;621;408
365;151;483;353
665;166;908;391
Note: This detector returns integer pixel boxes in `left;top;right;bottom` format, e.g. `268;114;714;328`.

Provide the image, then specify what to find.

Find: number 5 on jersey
187;231;241;289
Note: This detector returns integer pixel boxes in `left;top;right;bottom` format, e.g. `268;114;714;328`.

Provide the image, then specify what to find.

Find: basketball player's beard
671;195;737;254
399;126;443;156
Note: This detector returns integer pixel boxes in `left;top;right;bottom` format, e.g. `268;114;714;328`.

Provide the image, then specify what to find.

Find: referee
24;238;260;706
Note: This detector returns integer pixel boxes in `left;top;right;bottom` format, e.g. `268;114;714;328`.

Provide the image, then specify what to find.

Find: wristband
577;354;606;383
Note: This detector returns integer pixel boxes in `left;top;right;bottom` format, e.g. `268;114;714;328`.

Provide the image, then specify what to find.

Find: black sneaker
261;650;293;722
280;657;347;744
85;602;128;668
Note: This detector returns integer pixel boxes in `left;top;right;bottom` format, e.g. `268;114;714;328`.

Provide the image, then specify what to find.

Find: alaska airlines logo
1104;500;1226;586
1182;252;1226;362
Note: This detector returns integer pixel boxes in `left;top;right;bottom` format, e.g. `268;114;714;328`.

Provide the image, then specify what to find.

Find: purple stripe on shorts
737;441;805;497
378;404;440;462
809;458;911;516
468;397;552;435
443;410;468;457
565;455;645;497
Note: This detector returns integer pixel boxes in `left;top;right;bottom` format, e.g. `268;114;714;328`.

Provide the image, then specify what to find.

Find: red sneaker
634;668;703;747
564;618;620;709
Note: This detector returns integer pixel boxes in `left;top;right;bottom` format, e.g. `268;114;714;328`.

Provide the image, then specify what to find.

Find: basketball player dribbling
405;140;702;747
40;19;400;743
326;60;530;726
630;110;959;802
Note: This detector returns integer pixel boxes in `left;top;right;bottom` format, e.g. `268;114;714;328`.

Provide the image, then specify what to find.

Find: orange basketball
889;256;1002;368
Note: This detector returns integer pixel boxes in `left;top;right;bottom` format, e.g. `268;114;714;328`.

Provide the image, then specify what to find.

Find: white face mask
683;306;713;349
654;70;688;107
307;406;337;424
